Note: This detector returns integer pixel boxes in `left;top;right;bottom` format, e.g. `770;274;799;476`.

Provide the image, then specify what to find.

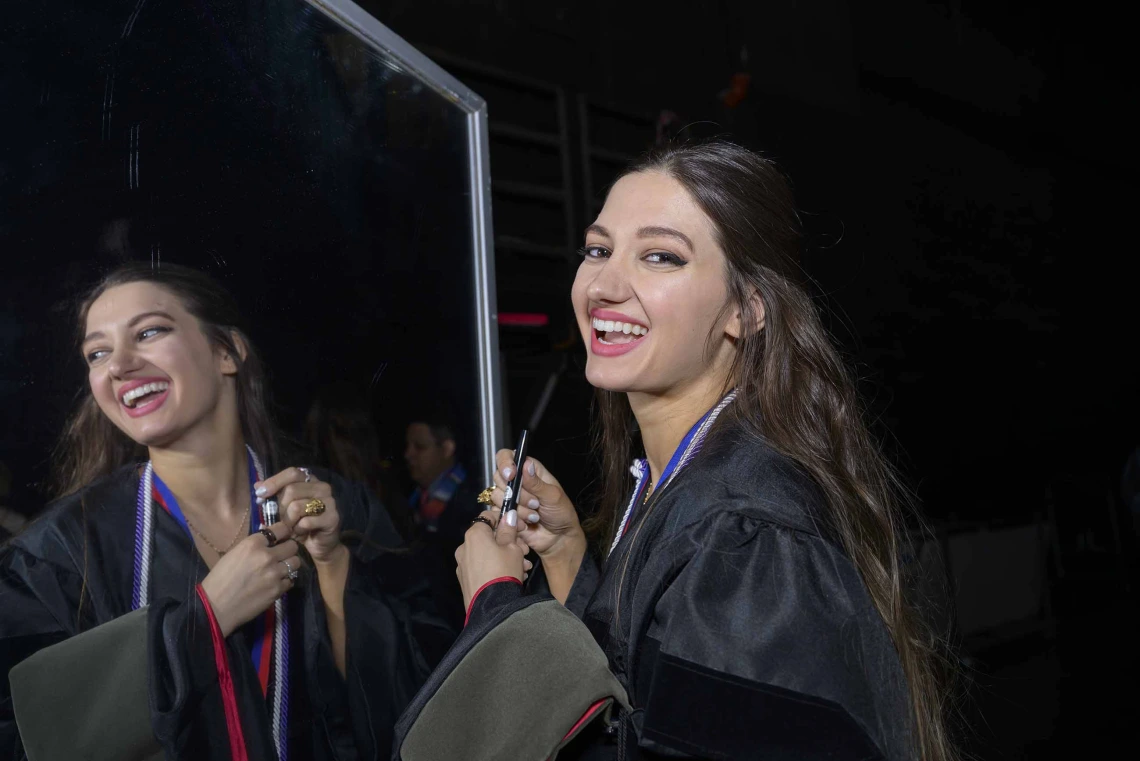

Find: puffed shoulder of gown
1;463;453;761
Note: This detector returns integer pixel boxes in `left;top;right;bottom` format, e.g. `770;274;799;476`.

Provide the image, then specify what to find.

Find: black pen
499;428;529;527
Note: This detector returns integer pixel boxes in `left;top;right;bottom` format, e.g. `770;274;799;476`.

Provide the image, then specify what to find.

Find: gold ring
476;486;495;506
304;498;326;516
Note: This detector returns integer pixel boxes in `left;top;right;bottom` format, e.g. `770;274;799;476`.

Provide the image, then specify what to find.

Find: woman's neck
628;375;729;488
149;427;250;521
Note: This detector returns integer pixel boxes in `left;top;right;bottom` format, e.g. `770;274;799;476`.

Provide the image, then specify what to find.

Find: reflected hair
586;140;958;761
52;262;281;498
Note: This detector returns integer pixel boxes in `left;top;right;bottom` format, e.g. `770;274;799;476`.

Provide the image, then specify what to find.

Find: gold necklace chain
185;509;249;556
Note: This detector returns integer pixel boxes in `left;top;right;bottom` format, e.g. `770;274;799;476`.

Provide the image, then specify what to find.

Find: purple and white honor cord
133;446;289;760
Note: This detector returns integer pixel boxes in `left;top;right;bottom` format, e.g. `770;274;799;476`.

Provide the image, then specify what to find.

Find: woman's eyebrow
82;310;175;344
585;224;694;253
637;225;693;252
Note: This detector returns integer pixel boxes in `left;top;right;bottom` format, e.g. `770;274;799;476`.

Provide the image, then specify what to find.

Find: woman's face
571;170;742;396
82;281;238;448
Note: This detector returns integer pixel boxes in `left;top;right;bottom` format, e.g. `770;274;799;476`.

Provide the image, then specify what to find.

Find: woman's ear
218;330;249;375
725;291;766;340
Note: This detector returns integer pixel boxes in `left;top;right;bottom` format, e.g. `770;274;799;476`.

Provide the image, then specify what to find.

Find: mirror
0;0;499;522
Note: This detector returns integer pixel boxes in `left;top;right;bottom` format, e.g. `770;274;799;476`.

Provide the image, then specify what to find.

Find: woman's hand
256;467;343;565
455;509;534;610
199;523;299;637
489;449;586;561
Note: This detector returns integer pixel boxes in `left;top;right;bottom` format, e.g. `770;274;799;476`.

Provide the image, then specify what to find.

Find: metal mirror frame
305;0;502;479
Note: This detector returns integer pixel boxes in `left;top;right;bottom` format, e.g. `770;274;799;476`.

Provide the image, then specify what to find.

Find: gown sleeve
632;509;914;761
0;546;80;760
1;531;266;760
304;475;455;760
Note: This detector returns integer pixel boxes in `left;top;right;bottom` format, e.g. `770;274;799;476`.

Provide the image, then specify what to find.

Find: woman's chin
115;418;180;450
585;365;640;394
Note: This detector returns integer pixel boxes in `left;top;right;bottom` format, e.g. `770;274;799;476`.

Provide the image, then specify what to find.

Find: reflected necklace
184;508;249;556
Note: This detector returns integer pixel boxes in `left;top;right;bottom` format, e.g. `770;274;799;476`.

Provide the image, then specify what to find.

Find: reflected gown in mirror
0;465;452;760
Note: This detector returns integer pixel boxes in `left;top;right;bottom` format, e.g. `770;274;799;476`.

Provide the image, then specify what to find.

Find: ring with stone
281;559;299;581
303;498;326;517
299;467;313;483
477;486;495;506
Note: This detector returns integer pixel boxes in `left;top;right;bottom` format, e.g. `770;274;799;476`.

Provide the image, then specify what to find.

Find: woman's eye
85;349;108;364
138;326;171;341
577;245;610;260
644;251;686;266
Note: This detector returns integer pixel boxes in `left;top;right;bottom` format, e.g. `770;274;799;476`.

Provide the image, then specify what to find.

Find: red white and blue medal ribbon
132;446;289;760
608;389;737;556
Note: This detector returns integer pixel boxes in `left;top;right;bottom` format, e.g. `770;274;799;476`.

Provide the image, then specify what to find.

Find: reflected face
82;282;237;448
404;423;453;489
571;171;739;395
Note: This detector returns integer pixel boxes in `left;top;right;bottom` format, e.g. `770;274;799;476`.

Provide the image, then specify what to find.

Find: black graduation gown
464;424;915;760
0;464;453;761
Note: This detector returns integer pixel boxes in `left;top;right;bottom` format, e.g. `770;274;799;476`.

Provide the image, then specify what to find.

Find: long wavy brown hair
585;140;957;761
52;262;281;498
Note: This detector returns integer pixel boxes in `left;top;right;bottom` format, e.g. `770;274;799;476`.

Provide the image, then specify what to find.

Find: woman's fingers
255;521;293;546
494;503;519;545
522;456;562;489
284;494;337;528
267;536;300;563
254;467;311;501
519;465;562;507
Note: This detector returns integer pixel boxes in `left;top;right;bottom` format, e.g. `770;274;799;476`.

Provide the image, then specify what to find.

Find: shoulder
660;423;831;539
3;464;139;568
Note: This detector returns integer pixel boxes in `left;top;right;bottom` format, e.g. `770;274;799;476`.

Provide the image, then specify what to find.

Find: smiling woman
404;141;960;761
0;263;451;760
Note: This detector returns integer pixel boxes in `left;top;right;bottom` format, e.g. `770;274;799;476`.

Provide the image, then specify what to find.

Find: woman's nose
107;346;144;378
585;257;633;304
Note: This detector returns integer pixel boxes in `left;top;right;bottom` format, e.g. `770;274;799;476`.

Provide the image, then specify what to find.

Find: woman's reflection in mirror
0;262;450;759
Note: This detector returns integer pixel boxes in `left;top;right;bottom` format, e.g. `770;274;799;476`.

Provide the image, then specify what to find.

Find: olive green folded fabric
400;599;629;761
9;606;163;761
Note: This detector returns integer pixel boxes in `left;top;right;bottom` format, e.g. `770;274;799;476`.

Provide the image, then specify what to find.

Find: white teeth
122;381;170;406
592;317;649;336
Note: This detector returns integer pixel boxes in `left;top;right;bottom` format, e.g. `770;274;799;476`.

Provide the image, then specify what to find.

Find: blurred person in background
304;382;414;540
405;414;480;628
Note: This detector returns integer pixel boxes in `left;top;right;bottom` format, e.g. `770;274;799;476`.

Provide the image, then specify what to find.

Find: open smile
118;379;171;418
590;313;650;357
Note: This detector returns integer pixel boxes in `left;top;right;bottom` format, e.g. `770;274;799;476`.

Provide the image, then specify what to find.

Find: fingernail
505;510;517;528
526;513;540;524
502;466;513;479
256;496;265;505
255;486;268;497
527;460;536;476
527;498;540;509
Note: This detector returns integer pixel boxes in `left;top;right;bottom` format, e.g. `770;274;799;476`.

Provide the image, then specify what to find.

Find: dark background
2;0;1137;758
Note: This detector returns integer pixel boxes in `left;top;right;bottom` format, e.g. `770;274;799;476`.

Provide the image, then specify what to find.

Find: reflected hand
199;522;299;637
256;467;342;565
